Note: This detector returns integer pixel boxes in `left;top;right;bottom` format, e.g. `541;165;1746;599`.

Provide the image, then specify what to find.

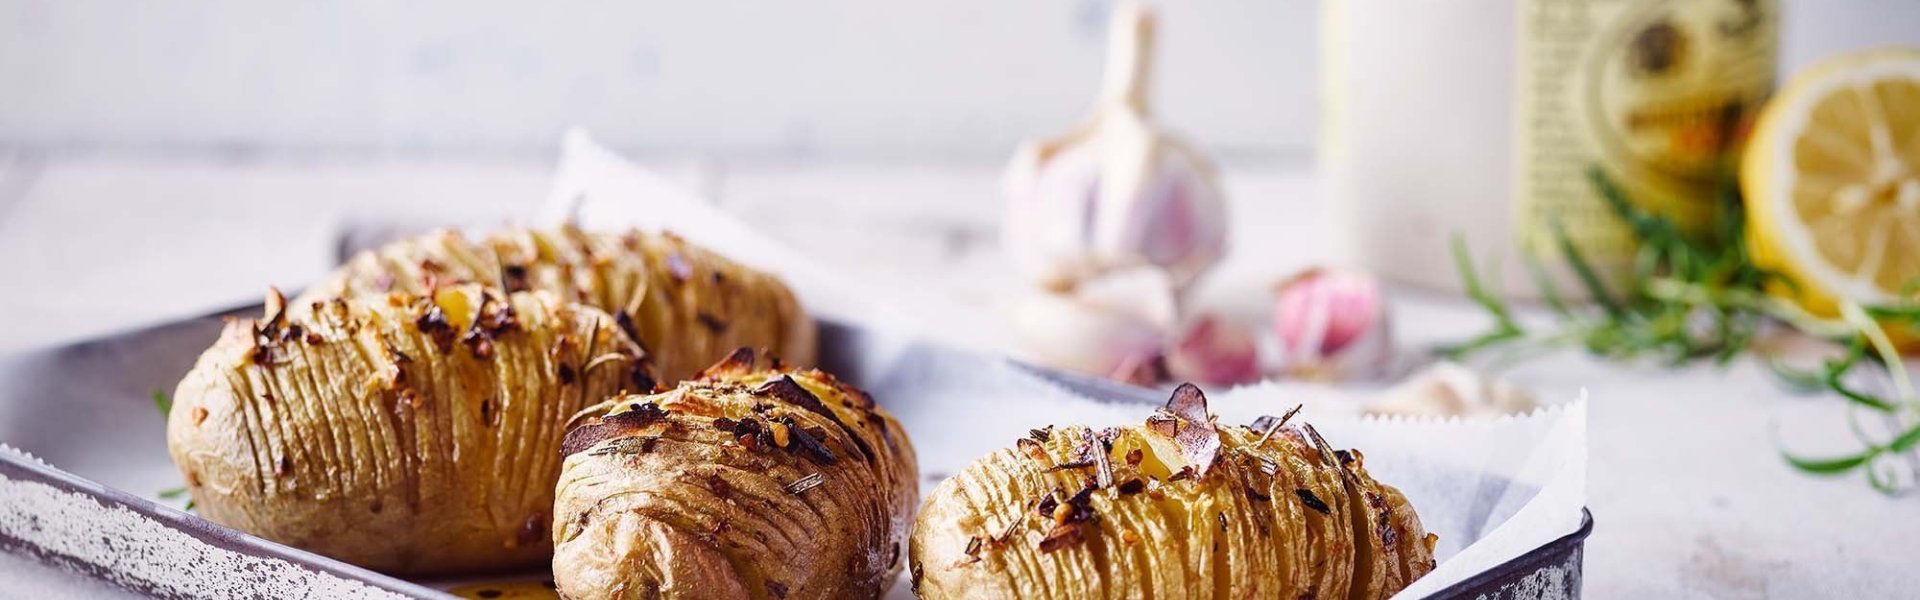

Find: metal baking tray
0;306;1589;598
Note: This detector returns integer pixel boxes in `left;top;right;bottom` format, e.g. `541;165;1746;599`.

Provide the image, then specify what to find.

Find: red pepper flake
191;406;209;426
414;305;456;352
1125;448;1144;466
1037;522;1086;553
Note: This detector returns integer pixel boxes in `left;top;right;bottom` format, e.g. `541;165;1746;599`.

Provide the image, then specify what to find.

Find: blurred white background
3;2;1920;597
1;0;1915;163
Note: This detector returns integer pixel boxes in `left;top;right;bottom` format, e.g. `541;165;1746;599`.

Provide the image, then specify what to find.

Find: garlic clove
1364;362;1539;418
1271;267;1395;380
1166;314;1261;388
1002;2;1228;294
1008;266;1177;380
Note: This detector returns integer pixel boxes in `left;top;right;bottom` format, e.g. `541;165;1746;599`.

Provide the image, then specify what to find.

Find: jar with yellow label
1326;0;1777;298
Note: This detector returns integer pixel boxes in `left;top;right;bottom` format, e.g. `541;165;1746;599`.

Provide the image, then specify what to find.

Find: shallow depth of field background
1;0;1916;163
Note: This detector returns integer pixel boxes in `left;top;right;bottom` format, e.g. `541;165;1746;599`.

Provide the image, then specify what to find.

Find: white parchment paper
535;130;1591;598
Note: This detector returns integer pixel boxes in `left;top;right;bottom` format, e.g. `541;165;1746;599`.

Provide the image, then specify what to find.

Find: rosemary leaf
1764;358;1826;393
1547;218;1623;319
1889;421;1920;453
152;388;172;417
1781;449;1875;474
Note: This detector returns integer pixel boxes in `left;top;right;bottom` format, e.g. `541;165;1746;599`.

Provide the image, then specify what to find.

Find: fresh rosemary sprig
1447;168;1920;493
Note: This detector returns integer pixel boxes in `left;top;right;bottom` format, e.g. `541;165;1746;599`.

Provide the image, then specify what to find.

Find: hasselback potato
297;225;815;384
553;349;917;600
166;286;650;574
909;384;1436;599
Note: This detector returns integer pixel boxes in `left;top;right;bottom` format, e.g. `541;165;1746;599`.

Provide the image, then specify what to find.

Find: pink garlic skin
1272;268;1393;379
1166;314;1260;387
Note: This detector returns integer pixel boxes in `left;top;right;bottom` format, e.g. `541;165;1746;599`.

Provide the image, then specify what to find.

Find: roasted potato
166;286;650;574
553;349;917;600
297;225;815;384
909;384;1436;599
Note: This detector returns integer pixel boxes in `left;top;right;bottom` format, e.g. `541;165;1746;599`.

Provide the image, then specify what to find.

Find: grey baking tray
0;306;1588;598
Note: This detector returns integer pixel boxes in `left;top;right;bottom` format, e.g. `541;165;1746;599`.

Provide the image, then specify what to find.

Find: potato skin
553;350;918;600
166;287;649;574
298;225;815;384
909;385;1436;600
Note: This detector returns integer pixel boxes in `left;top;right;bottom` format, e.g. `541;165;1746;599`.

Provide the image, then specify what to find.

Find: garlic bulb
1003;2;1228;294
1009;266;1176;384
1272;267;1393;380
1166;314;1261;387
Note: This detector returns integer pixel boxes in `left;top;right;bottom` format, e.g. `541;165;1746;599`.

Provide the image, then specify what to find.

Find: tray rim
0;445;449;598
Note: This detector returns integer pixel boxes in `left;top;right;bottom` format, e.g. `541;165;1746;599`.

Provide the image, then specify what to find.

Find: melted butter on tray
449;580;559;599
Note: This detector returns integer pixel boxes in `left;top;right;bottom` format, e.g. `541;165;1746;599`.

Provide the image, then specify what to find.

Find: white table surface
0;156;1914;598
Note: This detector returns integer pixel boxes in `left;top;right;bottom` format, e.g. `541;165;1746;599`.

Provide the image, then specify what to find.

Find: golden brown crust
166;286;648;574
297;225;816;384
908;385;1436;600
552;350;917;600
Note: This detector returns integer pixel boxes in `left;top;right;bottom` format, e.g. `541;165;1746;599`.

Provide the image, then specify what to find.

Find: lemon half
1744;48;1920;330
